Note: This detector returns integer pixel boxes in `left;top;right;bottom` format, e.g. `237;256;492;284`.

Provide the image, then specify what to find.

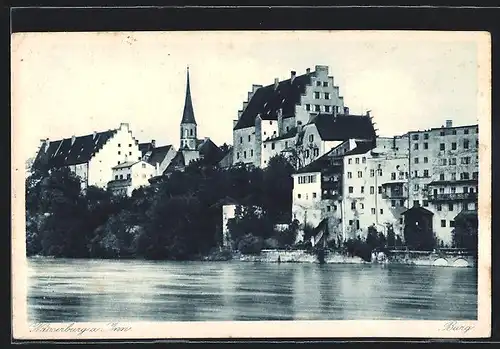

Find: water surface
27;258;478;322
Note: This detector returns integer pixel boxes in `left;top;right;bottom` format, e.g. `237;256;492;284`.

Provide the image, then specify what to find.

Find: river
27;258;477;322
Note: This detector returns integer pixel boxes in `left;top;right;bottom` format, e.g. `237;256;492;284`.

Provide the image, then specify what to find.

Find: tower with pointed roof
180;66;198;150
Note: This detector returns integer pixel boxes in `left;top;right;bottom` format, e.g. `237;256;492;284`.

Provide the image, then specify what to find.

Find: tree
262;154;295;222
386;224;396;249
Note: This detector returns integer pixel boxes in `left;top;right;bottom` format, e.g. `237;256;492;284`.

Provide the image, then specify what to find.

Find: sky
12;31;486;162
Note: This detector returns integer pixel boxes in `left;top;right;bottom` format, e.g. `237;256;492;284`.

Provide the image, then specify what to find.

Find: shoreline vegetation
26;155;477;268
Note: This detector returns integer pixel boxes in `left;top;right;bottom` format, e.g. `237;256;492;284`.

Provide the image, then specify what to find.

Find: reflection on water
27;258;478;322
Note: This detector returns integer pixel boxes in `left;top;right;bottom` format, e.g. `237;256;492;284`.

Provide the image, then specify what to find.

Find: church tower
180;66;197;150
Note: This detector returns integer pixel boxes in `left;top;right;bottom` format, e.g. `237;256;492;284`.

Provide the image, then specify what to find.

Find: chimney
344;106;349;115
413;201;420;208
291;71;296;83
445;120;453;128
274;78;279;90
306;68;311;74
151;139;156;148
120;122;129;131
71;135;76;146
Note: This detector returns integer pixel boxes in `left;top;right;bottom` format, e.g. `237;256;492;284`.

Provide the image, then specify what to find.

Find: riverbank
229;249;477;268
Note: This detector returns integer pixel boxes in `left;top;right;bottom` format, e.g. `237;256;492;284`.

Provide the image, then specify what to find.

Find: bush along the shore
26;154;296;260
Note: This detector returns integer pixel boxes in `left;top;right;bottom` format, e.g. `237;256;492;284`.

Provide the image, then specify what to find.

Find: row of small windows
315;81;329;87
118;143;134;147
313;92;330;100
298;174;317;184
236;149;255;159
297;192;317;199
347;168;383;178
413;139;477;151
117;157;142;165
349;202;385;214
347;157;366;165
432;186;477;195
305;104;340;113
436;171;478;181
348;186;382;194
414;156;472;165
411;127;477;140
118;151;133;156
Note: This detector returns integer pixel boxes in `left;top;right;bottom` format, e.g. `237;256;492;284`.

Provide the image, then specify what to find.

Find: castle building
232;65;376;169
107;160;156;196
33;122;143;189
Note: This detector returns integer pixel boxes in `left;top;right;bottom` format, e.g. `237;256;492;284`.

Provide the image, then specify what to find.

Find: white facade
109;160;156;196
87;123;143;188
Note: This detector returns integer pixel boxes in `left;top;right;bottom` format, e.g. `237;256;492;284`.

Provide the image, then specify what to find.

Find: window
463;186;468;193
355;158;360;164
309;134;314;142
190;129;193;136
114;175;118;180
413;200;419;207
391;172;396;180
412;134;419;140
424;142;428;149
269;121;273;125
349;220;353;226
305;150;310;158
463;139;469;149
324;105;331;112
118;161;121;164
391;200;396;207
361;186;365;193
424;133;429;139
119;174;123;179
316;81;321;87
314;92;320;99
362;157;366;164
451;187;456;193
452;130;457;135
117;151;122;155
347;172;352;178
323;81;328;87
449;203;454;211
360;203;364;210
452;142;457;150
314;105;321;112
414;157;419;164
440;131;445;136
312;192;317;199
348;186;353;193
414;143;419;150
441;220;446;227
236;152;240;159
324;92;330;99
298;194;301;199
378;186;382;194
370;186;375;194
371;208;376;214
423;157;428;163
313;148;319;157
327;206;331;212
271;143;275;150
461;157;470;165
380;209;384;214
423;200;429;207
358;171;363;178
333;205;337;211
285;141;288;148
450;158;457;165
248;135;251;142
440;174;445;180
351;202;356;210
378;169;383;176
127;173;131;179
464;128;469;134
440;143;445;151
129;152;132;156
250;149;254;157
414;170;419;177
451;173;457;180
370;169;375;177
306;104;311;111
142;163;146;168
424;169;429;177
138;157;141;160
437;204;442;211
473;171;478;180
244;151;247;159
240;137;243;144
118;143;121;147
450;220;455;227
414;184;419;191
441;158;447;166
348;158;352;164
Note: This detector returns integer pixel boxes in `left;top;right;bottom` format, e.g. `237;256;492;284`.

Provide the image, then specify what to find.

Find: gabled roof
454;210;478;222
138;142;154;156
181;67;196;125
33;129;117;169
295;147;343;174
343;140;376;157
311;113;376;142
401;206;434;216
198;138;224;164
163;151;185;174
263;127;298;143
234;72;314;130
147;145;174;165
112;161;140;170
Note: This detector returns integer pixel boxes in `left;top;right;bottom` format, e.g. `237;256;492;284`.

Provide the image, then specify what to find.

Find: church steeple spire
181;65;196;125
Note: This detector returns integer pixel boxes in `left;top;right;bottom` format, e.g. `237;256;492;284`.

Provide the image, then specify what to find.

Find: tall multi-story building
407;120;479;245
233;65;375;168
